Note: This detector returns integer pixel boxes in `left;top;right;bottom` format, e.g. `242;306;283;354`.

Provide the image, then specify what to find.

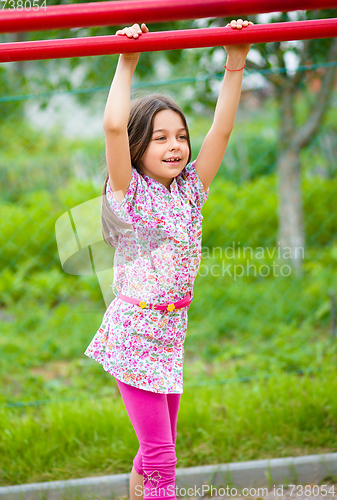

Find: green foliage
1;169;336;301
0;118;105;202
201;173;337;250
303;177;337;246
0;67;24;119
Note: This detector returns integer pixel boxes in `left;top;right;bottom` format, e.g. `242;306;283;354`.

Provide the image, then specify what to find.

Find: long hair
101;94;192;247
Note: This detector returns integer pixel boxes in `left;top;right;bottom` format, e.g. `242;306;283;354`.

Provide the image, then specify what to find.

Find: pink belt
116;290;193;311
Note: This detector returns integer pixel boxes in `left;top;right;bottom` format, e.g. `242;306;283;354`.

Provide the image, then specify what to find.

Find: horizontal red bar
0;19;336;63
1;0;337;34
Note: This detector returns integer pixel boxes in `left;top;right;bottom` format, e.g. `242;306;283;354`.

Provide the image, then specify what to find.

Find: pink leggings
115;378;181;500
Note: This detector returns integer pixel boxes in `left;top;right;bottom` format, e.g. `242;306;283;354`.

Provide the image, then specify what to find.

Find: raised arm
103;23;148;203
194;19;253;193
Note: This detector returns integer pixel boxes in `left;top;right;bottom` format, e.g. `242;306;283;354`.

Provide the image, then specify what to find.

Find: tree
246;11;337;273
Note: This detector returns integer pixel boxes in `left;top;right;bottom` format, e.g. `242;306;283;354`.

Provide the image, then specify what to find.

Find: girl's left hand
224;19;254;60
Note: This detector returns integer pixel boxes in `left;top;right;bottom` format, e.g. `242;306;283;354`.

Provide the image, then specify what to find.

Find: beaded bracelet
224;62;246;71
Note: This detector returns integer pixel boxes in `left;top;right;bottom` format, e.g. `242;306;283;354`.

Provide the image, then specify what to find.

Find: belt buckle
146;298;156;310
151;297;164;311
145;298;176;311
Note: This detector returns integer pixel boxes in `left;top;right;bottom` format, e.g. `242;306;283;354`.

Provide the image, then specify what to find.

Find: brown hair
101;94;192;247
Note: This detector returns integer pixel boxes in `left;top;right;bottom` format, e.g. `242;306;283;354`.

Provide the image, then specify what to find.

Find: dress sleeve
105;167;139;224
183;160;210;211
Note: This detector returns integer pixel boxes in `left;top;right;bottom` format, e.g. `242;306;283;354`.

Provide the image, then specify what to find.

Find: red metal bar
0;18;336;63
0;0;337;34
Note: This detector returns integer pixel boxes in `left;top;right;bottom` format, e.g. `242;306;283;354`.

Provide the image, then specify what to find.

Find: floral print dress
84;160;209;394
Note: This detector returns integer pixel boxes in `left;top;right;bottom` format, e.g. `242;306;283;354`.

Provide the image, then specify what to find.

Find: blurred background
0;6;337;487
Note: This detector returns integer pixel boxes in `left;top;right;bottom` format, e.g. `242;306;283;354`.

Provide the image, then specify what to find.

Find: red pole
0;19;336;63
0;0;337;34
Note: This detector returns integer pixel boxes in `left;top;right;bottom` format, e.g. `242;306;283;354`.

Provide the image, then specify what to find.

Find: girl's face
140;109;190;191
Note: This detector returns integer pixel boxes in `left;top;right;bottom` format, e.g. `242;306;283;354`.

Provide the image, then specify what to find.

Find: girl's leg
167;393;181;446
116;378;180;500
133;393;181;474
130;464;144;500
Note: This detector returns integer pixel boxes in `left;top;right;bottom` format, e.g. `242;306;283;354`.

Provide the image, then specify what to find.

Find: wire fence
0;40;337;410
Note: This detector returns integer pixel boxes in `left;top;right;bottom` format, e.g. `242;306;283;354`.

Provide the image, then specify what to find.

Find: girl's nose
169;138;180;150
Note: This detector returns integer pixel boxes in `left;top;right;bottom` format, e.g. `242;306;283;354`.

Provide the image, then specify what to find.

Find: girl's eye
154;135;187;141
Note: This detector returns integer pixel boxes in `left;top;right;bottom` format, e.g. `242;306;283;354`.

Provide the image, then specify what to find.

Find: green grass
1;368;337;486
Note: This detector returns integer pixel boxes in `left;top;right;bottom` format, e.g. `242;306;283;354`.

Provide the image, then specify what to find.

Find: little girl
84;19;253;500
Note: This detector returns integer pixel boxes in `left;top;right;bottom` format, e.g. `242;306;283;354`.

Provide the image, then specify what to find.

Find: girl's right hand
116;23;149;60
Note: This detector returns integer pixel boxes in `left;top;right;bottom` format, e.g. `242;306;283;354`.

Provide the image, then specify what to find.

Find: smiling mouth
163;159;181;164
